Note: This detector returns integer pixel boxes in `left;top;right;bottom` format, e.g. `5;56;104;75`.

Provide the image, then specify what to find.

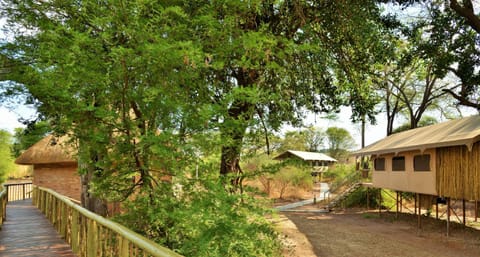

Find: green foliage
392;116;438;134
343;187;381;208
325;127;356;160
276;166;313;188
116;179;281;257
12;120;51;157
0;130;15;183
323;164;359;192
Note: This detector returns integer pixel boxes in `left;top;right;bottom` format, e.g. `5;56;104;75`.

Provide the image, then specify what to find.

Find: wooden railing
4;182;33;201
0;186;6;228
33;186;182;257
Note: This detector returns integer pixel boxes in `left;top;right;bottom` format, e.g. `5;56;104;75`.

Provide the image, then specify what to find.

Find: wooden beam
378;189;382;216
476;201;478;222
417;193;421;230
463;199;466;225
447;197;451;237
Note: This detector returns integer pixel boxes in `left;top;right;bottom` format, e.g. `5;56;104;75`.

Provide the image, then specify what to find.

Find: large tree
191;1;391;188
389;0;480;111
1;1;207;213
0;0;391;195
325;127;356;160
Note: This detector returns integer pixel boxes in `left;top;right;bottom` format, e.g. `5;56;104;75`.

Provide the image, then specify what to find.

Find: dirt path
283;210;480;257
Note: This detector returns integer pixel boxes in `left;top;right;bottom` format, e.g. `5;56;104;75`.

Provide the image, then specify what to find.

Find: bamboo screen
436;143;480;200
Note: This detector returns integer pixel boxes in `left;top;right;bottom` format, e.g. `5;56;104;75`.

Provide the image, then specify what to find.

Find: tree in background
0;130;15;183
325;127;356;160
12;120;50;157
392;115;438;134
389;0;480;111
305;126;327;152
1;0;392;194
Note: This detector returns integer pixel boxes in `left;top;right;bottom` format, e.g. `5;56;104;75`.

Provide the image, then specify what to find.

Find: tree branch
443;88;480;109
450;0;480;34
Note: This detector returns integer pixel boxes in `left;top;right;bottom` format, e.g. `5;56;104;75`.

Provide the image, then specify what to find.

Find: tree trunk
81;171;108;216
219;99;253;190
78;139;108;216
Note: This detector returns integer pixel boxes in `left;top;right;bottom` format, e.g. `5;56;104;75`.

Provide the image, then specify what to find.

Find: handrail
4;182;33;202
0;185;7;228
33;186;182;257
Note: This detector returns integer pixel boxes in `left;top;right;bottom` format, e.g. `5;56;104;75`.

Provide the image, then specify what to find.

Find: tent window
414;154;430;171
392;156;405;171
374;158;385;171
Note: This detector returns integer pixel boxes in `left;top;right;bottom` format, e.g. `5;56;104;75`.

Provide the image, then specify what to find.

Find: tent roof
15;134;76;165
354;115;480;157
274;150;337;162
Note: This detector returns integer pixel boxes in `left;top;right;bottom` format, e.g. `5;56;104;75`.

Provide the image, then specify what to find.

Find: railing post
23;183;26;200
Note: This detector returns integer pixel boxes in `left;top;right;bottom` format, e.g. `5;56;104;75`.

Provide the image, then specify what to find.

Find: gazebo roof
15;134;76;165
274;150;337;162
354;115;480;157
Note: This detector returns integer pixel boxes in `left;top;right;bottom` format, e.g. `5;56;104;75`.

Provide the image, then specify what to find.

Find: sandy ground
281;209;480;257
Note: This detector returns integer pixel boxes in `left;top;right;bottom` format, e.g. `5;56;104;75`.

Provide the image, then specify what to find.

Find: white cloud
0;107;24;133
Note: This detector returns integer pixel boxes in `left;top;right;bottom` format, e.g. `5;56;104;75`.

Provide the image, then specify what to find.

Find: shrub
116;178;282;257
274;166;313;199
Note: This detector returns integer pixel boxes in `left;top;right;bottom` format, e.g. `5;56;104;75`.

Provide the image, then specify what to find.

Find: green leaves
116;178;281;257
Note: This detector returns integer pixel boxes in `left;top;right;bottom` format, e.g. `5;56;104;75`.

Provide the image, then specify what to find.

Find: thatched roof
274;150;337;162
15;135;77;165
354;115;480;157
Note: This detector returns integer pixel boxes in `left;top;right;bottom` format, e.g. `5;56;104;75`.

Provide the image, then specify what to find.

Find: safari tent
15;135;81;201
274;150;337;173
355;115;480;200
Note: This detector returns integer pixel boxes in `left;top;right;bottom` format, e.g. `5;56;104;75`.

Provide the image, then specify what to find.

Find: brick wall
33;163;81;201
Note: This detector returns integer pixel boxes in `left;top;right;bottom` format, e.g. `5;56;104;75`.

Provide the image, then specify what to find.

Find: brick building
15;135;81;201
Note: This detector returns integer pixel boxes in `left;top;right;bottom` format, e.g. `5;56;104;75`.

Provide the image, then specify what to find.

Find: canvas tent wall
15;135;81;201
354;115;480;201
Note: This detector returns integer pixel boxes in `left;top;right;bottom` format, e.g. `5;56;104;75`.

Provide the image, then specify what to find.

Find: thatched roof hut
15;134;76;165
354;115;480;200
15;134;80;201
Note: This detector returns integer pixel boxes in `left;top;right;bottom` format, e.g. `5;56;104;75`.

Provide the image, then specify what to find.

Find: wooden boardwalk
0;199;76;257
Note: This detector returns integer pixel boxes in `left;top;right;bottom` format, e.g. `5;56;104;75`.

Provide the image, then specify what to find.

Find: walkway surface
0;199;76;257
275;182;330;211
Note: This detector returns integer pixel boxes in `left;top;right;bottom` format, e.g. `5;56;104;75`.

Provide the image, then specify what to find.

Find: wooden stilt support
417;193;421;230
414;193;417;215
396;191;399;219
475;200;478;222
378;189;382;216
463;199;466;225
447;197;451;237
366;188;369;210
435;199;439;220
400;193;403;212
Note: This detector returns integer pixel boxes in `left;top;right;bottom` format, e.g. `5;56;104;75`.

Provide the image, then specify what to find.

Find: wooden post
400;193;403;212
366;188;370;210
414;193;417;215
435;199;439;220
447;197;451;237
396;191;399;219
463;199;466;225
378;189;382;216
475;200;478;222
417;193;421;230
